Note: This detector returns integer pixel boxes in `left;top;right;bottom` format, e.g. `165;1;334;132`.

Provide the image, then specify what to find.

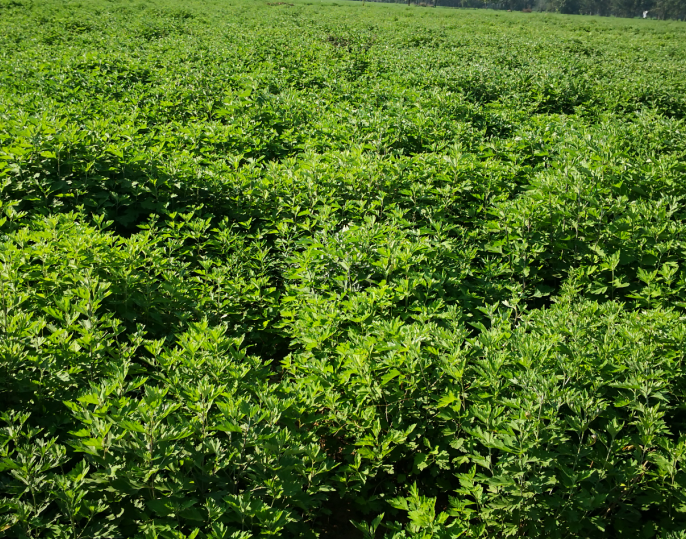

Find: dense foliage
1;0;686;537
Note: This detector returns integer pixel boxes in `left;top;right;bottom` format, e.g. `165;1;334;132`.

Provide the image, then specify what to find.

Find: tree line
363;0;686;19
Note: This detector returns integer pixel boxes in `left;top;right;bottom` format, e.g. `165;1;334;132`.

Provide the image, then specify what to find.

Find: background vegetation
1;0;686;537
367;0;686;21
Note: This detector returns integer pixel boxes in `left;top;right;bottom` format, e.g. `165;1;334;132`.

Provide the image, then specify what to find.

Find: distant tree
577;0;610;15
540;0;580;13
653;0;686;18
610;0;640;17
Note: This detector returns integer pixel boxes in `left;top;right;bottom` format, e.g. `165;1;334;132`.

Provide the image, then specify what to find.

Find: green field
2;0;686;537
